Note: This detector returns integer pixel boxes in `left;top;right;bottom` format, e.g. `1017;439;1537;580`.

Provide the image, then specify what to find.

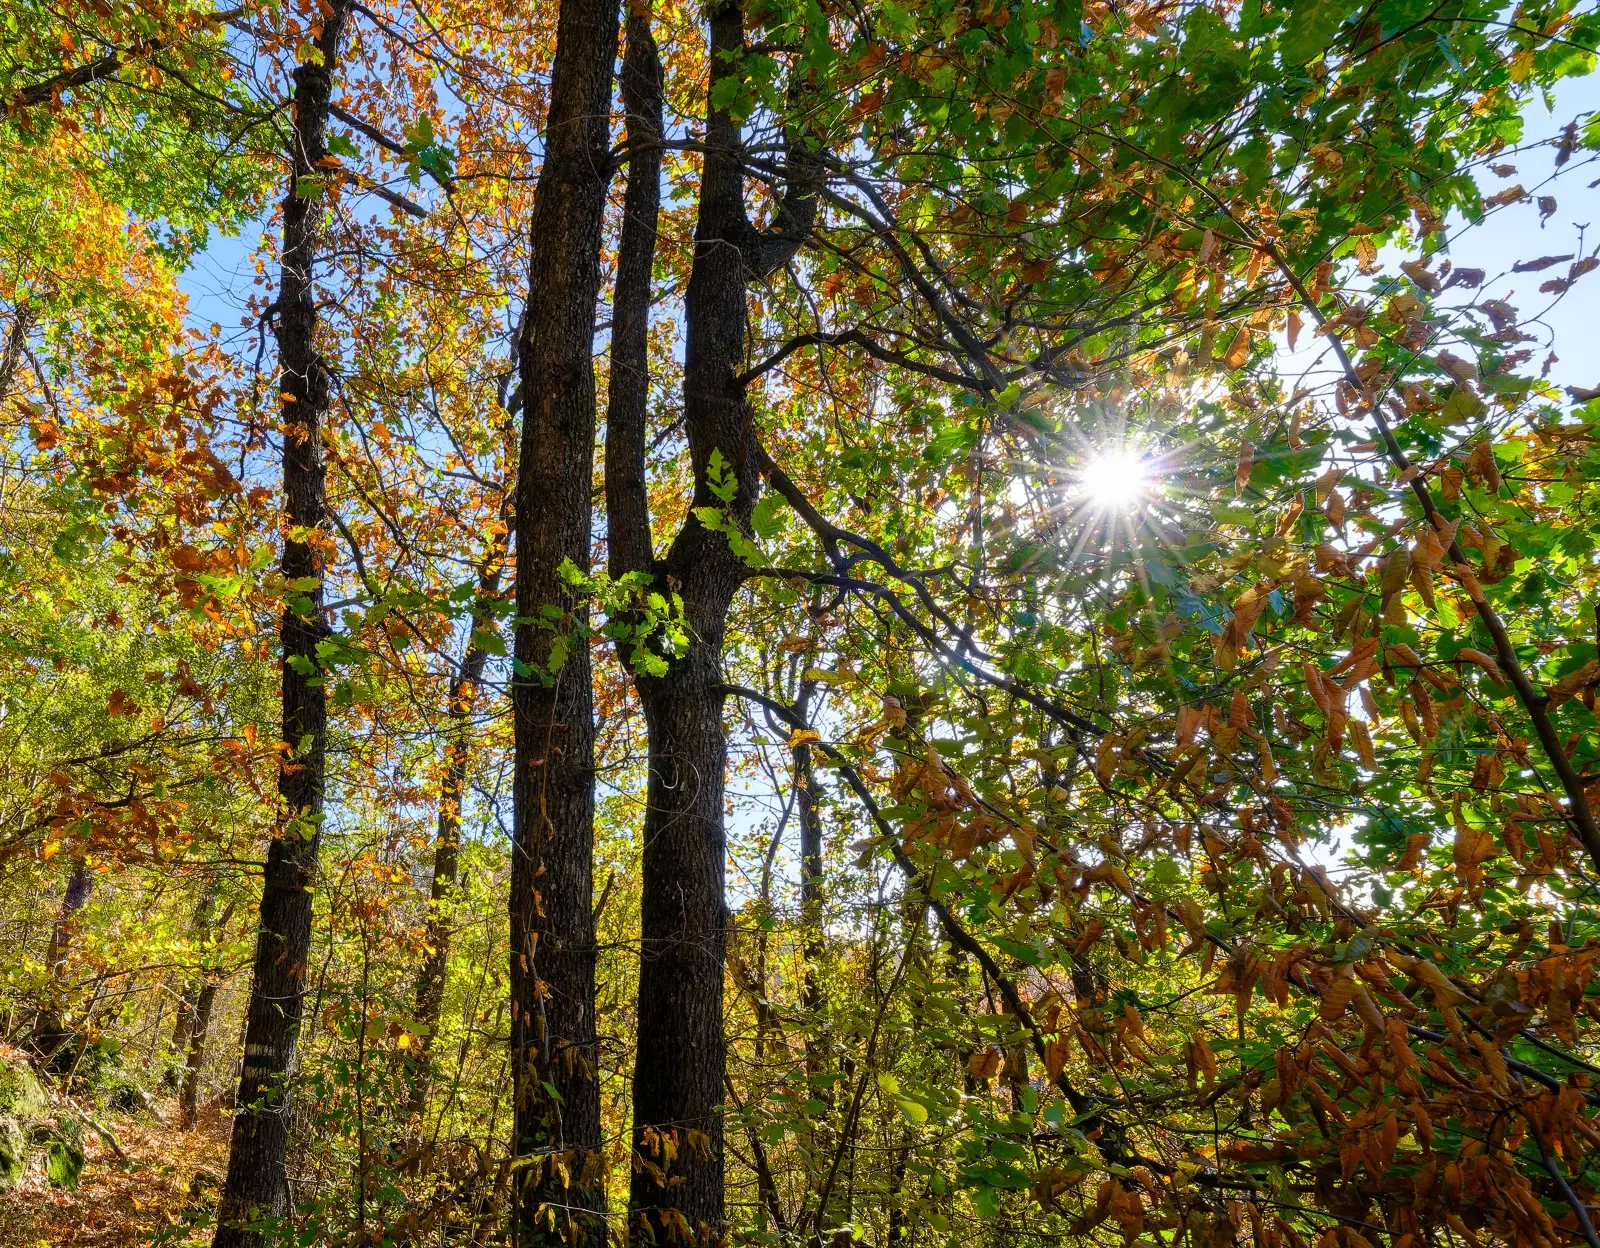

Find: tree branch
14;51;126;107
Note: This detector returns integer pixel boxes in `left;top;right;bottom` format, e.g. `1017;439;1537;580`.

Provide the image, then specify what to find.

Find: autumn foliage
4;2;1600;1248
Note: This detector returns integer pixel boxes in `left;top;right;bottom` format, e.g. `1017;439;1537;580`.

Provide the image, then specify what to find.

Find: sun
1078;447;1152;510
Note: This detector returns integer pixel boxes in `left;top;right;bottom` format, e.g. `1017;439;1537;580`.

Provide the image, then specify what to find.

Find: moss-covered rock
0;1115;26;1189
0;1056;46;1124
43;1126;83;1190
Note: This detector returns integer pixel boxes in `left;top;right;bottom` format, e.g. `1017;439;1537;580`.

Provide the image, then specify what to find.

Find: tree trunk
180;978;221;1129
175;893;237;1128
0;306;33;409
508;0;619;1240
604;8;662;588
409;529;507;1119
167;991;193;1088
31;860;93;1061
792;677;836;1227
168;877;223;1088
214;5;350;1242
623;0;748;1229
795;678;825;1038
611;3;815;1241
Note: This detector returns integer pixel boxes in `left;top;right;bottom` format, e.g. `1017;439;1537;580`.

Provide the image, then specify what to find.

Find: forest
4;1;1600;1246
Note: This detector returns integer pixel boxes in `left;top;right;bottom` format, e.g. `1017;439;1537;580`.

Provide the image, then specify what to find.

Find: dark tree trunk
604;8;662;588
31;861;93;1060
409;533;506;1118
508;0;620;1240
619;3;815;1242
0;306;33;409
214;5;350;1242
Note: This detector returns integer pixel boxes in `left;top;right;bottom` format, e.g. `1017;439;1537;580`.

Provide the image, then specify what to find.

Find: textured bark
508;0;619;1240
214;5;350;1242
409;532;506;1118
624;3;815;1243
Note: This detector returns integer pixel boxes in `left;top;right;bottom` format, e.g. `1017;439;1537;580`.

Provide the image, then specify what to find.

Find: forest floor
0;1099;231;1247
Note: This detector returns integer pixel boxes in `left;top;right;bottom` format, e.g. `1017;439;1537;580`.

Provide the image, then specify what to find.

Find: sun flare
1078;447;1151;510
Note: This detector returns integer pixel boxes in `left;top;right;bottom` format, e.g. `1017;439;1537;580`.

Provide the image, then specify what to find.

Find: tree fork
622;0;814;1238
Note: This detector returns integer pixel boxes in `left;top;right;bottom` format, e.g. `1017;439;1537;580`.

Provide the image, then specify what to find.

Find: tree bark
508;0;620;1240
214;5;350;1242
604;7;662;588
618;3;815;1242
0;306;33;410
409;528;507;1118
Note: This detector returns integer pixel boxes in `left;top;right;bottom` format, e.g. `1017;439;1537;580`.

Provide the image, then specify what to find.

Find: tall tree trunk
214;5;351;1241
614;3;814;1242
508;0;619;1239
793;677;836;1227
30;860;92;1060
0;305;33;409
409;528;507;1118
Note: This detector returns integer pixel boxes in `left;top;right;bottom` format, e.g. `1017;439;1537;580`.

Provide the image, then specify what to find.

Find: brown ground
0;1100;231;1247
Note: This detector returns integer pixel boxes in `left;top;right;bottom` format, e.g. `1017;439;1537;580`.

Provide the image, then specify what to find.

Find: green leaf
896;1096;928;1125
751;493;786;540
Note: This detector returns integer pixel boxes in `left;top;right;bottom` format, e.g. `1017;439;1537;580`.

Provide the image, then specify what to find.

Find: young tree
215;3;354;1240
